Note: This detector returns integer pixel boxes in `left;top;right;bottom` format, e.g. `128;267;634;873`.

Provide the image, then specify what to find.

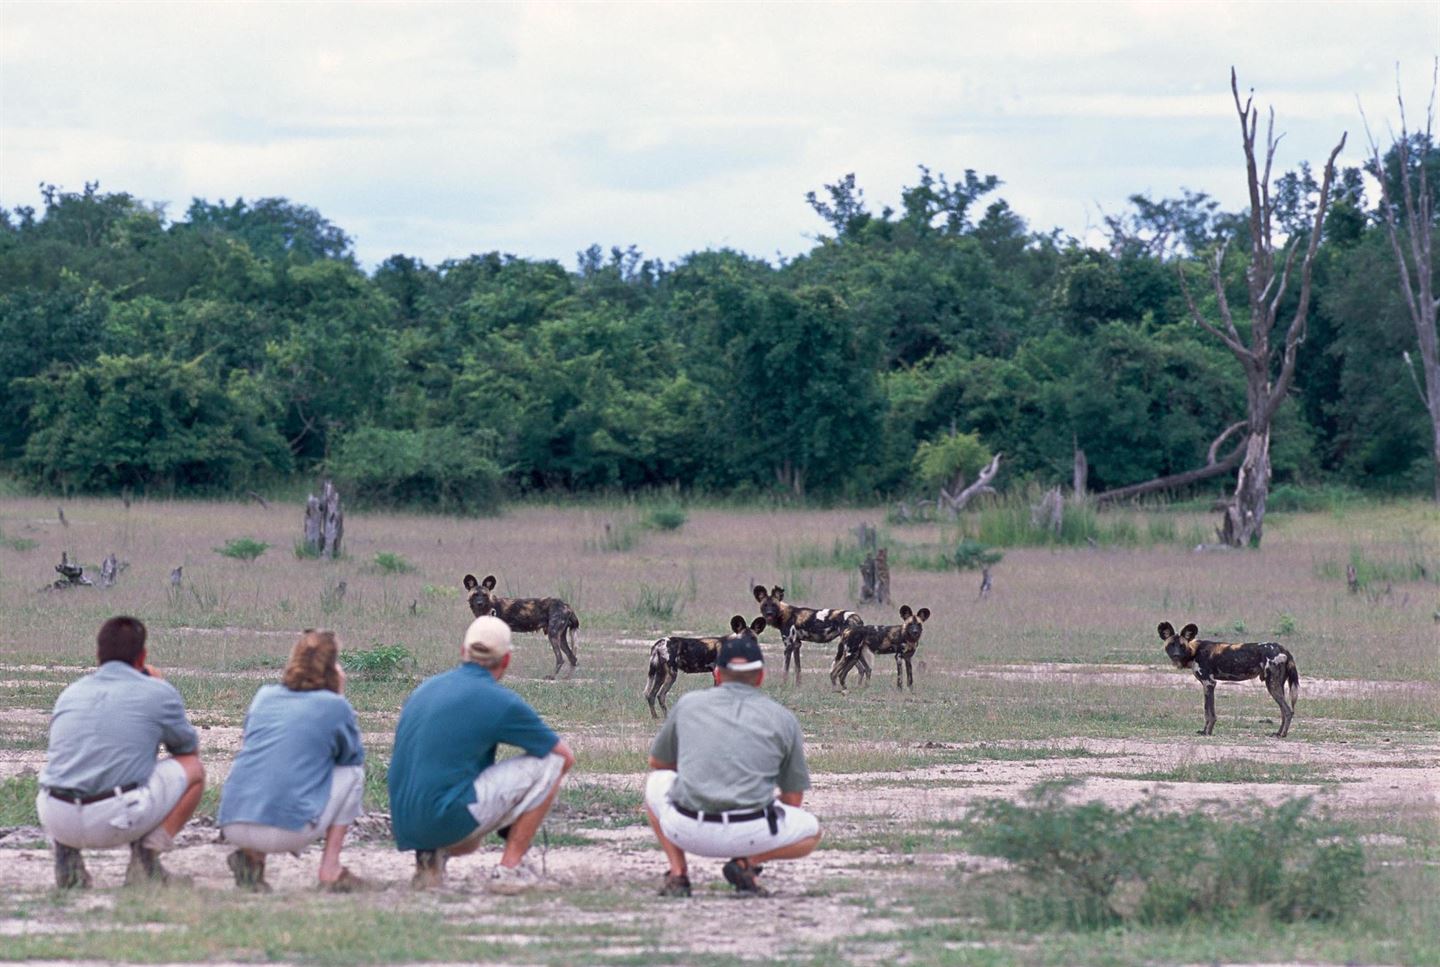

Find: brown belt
45;782;140;805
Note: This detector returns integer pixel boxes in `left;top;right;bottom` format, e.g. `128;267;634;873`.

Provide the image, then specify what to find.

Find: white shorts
458;753;567;846
37;758;189;850
222;765;365;855
644;770;820;859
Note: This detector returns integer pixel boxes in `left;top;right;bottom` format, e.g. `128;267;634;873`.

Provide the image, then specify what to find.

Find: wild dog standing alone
830;606;931;692
1158;621;1300;737
463;574;580;679
752;585;863;684
645;616;768;718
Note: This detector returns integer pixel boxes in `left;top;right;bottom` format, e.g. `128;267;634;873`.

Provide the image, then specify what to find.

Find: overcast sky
2;1;1436;269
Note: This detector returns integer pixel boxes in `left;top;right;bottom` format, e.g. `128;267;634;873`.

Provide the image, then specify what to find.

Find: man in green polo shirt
644;628;822;897
388;615;574;894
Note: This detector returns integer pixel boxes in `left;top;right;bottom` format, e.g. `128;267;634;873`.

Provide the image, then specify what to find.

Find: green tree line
0;147;1435;509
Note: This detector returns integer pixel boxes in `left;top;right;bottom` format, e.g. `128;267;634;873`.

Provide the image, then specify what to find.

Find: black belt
45;782;141;806
674;802;782;834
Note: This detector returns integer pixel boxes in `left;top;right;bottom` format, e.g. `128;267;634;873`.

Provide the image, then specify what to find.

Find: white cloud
1;0;1435;266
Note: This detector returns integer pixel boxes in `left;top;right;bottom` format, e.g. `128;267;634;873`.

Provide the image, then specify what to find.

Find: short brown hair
282;629;342;692
97;615;147;666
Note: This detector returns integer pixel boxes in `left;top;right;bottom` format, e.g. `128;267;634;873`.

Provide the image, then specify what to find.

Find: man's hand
779;790;805;807
551;739;576;771
142;664;163;680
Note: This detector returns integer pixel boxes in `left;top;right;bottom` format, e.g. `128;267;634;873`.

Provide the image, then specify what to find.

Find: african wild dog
644;616;768;718
463;574;580;679
830;605;931;692
1158;621;1300;737
752;585;863;684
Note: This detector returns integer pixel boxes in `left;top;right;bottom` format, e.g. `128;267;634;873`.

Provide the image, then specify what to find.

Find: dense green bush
965;783;1367;930
330;426;503;513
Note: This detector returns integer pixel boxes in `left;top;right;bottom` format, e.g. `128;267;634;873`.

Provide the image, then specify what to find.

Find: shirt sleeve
496;696;560;759
156;681;200;756
775;713;810;793
332;697;365;767
649;710;679;765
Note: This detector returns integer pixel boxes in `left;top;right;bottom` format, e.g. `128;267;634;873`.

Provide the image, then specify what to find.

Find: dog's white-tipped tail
1287;661;1300;707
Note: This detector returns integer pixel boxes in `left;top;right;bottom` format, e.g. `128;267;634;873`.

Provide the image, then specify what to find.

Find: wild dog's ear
916;608;931;622
899;605;914;620
1180;623;1199;641
463;574;480;592
750;617;767;634
772;586;785;600
480;575;497;591
730;615;748;633
753;585;768;602
1157;622;1175;641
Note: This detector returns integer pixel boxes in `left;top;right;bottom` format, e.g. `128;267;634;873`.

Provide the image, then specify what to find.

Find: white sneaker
487;861;544;895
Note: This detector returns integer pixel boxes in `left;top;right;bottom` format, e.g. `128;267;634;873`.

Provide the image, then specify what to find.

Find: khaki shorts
37;758;189;850
222;765;365;855
442;753;567;851
645;770;820;859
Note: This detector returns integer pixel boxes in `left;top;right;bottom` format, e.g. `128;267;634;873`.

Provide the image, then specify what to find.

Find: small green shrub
320;578;347;614
370;551;416;575
589;517;642;552
0;527;39;552
340;643;417;679
624;583;685;623
215;537;269;562
1276;612;1298;636
293;539;322;560
0;772;40;826
644;502;688;531
1232;619;1247;634
948;538;1004;571
421;583;457;599
965;783;1366;930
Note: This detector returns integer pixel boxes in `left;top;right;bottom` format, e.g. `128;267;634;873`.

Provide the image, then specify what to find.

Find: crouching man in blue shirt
388;615;574;894
37;616;207;888
219;629;367;893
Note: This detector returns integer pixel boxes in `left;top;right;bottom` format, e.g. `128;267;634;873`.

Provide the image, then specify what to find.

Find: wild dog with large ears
463;574;580;679
1158;621;1299;737
752;585;862;684
830;606;931;692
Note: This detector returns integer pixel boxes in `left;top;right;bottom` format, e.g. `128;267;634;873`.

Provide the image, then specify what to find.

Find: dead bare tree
1361;61;1440;502
1093;421;1247;505
938;453;1002;515
1182;69;1346;547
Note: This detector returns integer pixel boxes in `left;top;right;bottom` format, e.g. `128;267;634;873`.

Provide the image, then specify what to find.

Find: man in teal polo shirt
388;615;574;893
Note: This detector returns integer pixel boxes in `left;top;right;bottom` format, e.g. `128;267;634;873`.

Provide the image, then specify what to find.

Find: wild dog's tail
645;639;668;691
1286;659;1300;707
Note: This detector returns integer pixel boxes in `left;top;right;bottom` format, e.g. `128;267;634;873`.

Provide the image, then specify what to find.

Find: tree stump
1031;486;1064;535
100;553;119;588
303;480;345;559
873;547;890;605
859;552;877;603
45;552;92;591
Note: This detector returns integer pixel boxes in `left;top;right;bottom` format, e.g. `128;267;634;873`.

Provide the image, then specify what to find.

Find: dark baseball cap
717;634;764;672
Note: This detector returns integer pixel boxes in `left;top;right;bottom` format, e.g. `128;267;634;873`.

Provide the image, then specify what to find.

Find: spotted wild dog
463;574;580;679
752;585;863;684
1158;621;1300;737
830;605;931;692
644;615;768;718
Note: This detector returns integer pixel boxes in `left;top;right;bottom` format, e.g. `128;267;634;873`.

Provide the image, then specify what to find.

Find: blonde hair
282;629;342;692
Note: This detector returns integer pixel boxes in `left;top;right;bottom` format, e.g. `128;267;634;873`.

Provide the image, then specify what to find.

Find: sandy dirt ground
1;661;1435;964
